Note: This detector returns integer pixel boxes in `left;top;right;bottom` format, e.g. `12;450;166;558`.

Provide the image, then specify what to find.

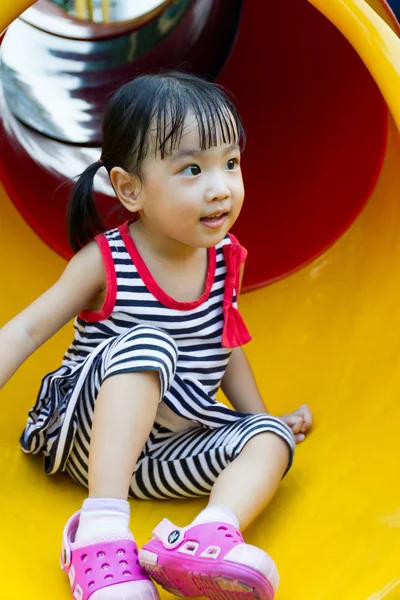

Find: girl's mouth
200;211;229;229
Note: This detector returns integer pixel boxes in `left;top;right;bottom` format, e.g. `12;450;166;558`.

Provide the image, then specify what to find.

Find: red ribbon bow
222;241;252;348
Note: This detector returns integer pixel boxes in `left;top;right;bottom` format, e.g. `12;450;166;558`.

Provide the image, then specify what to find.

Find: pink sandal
139;519;279;600
60;511;159;600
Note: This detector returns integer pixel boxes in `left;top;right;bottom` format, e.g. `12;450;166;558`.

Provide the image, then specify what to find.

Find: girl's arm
221;346;268;414
0;241;105;390
220;262;268;414
221;263;313;443
222;348;313;442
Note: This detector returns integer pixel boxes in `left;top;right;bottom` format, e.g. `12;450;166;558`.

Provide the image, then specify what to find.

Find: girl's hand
279;404;313;444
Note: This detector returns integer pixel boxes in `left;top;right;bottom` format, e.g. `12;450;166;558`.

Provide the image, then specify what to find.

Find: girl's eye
226;158;239;170
181;164;201;176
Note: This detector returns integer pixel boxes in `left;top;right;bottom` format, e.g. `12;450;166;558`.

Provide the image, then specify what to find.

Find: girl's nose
205;176;231;203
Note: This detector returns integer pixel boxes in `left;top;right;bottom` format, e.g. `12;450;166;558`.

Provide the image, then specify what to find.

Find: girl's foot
61;511;159;600
138;519;279;600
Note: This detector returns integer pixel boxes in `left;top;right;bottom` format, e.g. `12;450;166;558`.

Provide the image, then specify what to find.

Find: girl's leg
63;371;161;600
67;325;178;511
88;371;160;499
138;414;295;599
61;326;178;600
203;432;290;530
131;413;294;518
74;370;161;542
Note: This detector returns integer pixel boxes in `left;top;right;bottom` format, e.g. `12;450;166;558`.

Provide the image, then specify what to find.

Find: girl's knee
248;414;295;446
103;326;178;395
243;431;293;466
229;414;296;471
108;326;177;362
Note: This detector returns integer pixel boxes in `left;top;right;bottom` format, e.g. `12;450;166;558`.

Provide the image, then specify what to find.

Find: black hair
67;71;246;252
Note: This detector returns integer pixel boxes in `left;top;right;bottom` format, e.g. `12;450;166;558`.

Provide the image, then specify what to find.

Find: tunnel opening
0;0;388;290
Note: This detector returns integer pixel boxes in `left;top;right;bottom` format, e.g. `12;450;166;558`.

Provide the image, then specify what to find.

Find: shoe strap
152;519;185;549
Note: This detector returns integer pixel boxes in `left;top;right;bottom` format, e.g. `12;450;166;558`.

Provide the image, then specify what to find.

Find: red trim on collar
119;221;217;311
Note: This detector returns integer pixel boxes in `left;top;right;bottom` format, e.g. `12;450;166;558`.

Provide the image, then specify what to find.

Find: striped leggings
65;326;296;499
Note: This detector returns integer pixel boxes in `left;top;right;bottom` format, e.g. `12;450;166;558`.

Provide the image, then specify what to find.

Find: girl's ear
110;167;143;213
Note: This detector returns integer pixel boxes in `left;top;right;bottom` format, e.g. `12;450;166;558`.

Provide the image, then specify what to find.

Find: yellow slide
1;0;400;598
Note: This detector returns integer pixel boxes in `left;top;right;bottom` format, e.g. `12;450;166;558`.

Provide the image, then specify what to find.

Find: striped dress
20;222;295;499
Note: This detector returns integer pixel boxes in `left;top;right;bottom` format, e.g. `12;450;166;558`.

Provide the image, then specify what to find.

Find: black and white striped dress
21;223;295;499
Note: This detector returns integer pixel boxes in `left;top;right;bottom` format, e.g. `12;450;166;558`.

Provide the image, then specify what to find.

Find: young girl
0;72;312;600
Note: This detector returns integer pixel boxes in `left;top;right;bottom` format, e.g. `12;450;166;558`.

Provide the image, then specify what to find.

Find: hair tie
98;159;104;166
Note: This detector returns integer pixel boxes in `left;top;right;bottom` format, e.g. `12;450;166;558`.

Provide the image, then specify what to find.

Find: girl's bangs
153;89;245;159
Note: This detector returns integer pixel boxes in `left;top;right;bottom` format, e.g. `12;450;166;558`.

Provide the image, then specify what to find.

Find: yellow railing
74;0;110;22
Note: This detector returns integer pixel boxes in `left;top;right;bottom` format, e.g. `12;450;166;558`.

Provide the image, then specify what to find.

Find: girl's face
130;112;245;250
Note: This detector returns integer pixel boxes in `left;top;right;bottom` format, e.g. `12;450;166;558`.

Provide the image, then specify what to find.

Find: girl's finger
291;418;304;434
295;433;305;444
279;414;304;432
301;408;313;431
293;405;313;431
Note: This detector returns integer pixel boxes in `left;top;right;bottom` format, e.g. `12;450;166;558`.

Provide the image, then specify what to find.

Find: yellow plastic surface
1;0;400;598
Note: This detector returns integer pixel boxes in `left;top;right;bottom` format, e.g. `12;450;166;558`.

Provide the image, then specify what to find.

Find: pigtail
67;161;104;252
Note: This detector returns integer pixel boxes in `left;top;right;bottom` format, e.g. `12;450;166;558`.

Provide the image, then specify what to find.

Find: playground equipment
1;1;400;598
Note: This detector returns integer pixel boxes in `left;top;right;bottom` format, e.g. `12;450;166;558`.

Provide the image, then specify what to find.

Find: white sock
191;505;240;529
75;497;131;543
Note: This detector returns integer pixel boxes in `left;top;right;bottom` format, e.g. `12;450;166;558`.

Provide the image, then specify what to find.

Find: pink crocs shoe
61;511;159;600
138;519;279;600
